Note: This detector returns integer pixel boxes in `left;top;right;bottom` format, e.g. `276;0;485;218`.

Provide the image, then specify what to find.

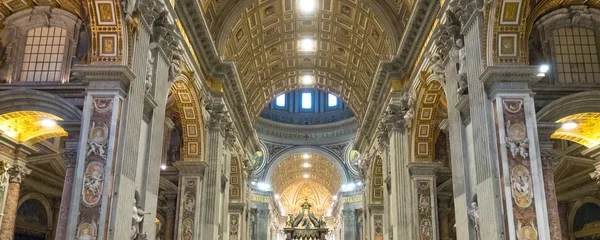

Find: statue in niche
167;127;182;162
0;30;13;83
455;38;468;95
73;24;91;65
132;191;151;240
145;50;154;93
468;201;480;239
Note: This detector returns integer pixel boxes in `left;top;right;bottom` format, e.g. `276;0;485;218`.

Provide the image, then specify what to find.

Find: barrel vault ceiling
201;0;413;120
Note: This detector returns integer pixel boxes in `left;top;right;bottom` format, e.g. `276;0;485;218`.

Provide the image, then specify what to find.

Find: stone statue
455;38;468;95
468;201;480;238
286;214;294;227
73;25;91;64
145;50;154;93
132;192;151;240
430;52;445;82
168;48;183;81
123;0;138;23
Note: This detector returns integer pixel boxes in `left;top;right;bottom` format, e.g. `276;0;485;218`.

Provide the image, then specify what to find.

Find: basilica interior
0;0;599;239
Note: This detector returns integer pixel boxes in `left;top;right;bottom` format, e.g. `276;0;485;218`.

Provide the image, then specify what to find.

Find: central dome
259;89;354;125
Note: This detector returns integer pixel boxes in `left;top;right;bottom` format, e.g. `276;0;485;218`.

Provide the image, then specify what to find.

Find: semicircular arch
263;146;351;184
412;76;446;161
537;91;600;122
0;89;82;123
17;192;54;230
169;76;206;161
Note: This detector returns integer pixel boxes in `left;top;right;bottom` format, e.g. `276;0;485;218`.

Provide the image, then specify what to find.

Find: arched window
532;7;600;85
551;27;600;84
20;27;68;82
1;7;80;83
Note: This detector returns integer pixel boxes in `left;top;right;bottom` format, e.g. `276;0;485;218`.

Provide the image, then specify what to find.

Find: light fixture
40;118;57;128
301;75;314;85
257;182;271;191
303;153;310;159
298;39;316;52
298;0;316;13
333;195;338;201
251;181;257;185
303;174;309;179
357;181;362;186
561;122;578;130
161;164;167;170
274;194;280;200
303;162;311;168
341;183;356;192
537;64;550;77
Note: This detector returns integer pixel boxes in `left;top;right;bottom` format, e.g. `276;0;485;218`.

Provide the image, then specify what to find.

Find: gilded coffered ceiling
552;112;600;148
271;153;341;195
0;111;67;143
213;0;412;120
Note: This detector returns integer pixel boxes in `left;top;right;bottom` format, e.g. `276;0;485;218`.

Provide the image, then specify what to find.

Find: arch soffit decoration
536;91;600;122
0;89;82;123
170;76;206;161
213;0;410;120
369;155;383;203
262;145;351;184
229;155;245;202
17;192;54;230
487;0;600;65
85;0;125;64
411;76;446;161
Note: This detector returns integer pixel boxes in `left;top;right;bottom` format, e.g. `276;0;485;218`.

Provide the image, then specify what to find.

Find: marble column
164;194;177;240
409;162;441;240
382;92;414;239
199;100;227;240
65;66;135;240
478;66;551;239
342;209;358;240
55;142;78;240
537;124;562;240
175;161;207;240
438;193;452;240
0;165;31;240
376;129;391;240
558;202;569;239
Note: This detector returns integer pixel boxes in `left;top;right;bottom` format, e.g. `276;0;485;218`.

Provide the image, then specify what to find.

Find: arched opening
15;197;52;240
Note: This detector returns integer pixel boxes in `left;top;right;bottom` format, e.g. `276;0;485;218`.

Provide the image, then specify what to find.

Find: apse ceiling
270;153;341;196
271;153;341;215
206;0;413;120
